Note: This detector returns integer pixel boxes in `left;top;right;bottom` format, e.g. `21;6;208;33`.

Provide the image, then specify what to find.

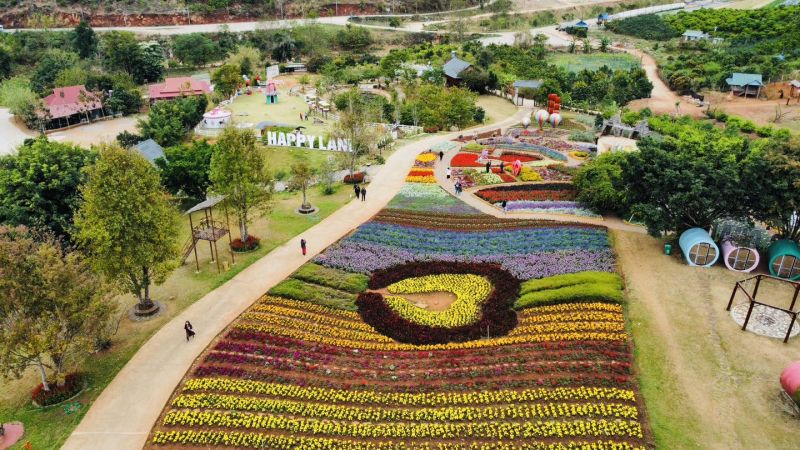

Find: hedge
268;278;358;311
292;263;369;294
520;271;623;295
515;282;624;309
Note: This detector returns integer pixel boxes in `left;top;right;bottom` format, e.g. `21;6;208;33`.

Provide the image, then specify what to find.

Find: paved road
0;108;34;155
61;107;529;450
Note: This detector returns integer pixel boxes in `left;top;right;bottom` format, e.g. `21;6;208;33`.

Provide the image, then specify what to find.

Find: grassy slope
547;52;641;72
0;185;353;450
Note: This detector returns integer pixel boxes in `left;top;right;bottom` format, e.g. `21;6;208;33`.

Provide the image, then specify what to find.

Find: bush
31;373;83;407
268;278;358;310
462;142;484;152
292;263;369;293
568;130;596;143
518;167;543;182
231;235;260;252
343;172;365;184
515;282;624;309
520;271;622;295
606;14;679;41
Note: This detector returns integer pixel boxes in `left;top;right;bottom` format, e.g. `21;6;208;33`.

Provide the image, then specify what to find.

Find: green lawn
548;53;641;72
0;185;354;450
260;145;341;180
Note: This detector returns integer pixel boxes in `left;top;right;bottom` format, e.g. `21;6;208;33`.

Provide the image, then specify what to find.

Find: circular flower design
357;261;519;345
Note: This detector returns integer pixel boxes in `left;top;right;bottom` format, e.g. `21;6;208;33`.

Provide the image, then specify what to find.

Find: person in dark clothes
501;200;507;211
361;187;367;201
485;161;491;173
301;238;307;255
499;161;505;173
439;150;444;161
354;183;361;198
184;321;195;341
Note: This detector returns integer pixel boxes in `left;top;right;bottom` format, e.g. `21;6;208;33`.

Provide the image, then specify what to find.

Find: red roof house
43;85;103;120
148;77;211;102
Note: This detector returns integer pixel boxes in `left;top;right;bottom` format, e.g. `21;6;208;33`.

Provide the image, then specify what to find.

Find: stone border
730;303;800;340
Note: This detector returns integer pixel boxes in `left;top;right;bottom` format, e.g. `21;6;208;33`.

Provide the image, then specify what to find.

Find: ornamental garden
147;168;648;448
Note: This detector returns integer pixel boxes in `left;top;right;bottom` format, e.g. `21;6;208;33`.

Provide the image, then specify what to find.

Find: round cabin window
690;242;716;266
772;255;800;279
728;248;756;271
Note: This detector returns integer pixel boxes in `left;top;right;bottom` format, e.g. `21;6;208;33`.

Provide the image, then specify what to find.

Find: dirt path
614;230;800;449
0;108;35;155
61;108;528;450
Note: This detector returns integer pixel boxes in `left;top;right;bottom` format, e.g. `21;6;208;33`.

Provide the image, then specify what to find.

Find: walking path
434;144;645;233
61;108;529;450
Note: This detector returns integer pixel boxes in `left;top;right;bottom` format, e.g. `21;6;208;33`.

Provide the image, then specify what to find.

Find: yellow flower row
162;409;643;439
508;321;626;336
181;378;637;406
415;153;437;163
233;321;627;350
523;303;623;314
258;296;362;320
385;274;492;327
249;304;376;333
240;313;394;343
153;430;646;450
406;175;437;183
522;311;623;324
172;393;639;422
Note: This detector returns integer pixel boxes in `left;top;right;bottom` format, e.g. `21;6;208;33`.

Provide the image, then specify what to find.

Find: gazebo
679;228;719;267
202;108;232;129
181;196;234;273
727;274;800;342
768;239;800;281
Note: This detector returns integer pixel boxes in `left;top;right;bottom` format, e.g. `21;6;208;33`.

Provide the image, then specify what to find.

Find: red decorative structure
547;93;561;115
781;361;800;400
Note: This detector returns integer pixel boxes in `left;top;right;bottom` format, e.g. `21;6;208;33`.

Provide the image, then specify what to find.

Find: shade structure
768;239;800;281
721;240;760;273
679;228;719;267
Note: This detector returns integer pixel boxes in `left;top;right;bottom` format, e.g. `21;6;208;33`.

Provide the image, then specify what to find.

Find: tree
298;74;311;93
270;32;297;62
743;135;800;241
582;39;593;53
622;124;748;235
31;49;79;94
0;138;96;239
600;37;611;53
55;66;89;88
138;95;208;147
73;20;98;59
0;227;117;392
209;128;274;243
155;140;215;204
137;41;166;84
101;32;141;81
211;64;241;99
105;74;143;116
0;45;12;80
289;160;316;211
226;46;261;75
75;145;179;314
461;68;490;93
0;76;42;128
333;96;381;176
173;34;221;67
336;25;373;52
318;156;337;195
574;152;629;216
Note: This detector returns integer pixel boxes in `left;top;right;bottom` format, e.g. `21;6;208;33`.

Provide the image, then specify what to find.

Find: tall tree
137;41;166;84
288;160;316;211
75;145;179;315
73;20;98;59
211;64;241;99
31;49;79;94
101;31;141;81
138;95;208;147
0;227;117;392
333;96;381;176
0;138;96;239
155;140;215;204
173;34;221;67
209;128;274;243
0;45;12;80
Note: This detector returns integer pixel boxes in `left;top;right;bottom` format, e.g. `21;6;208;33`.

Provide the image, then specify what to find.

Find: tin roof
43;85;103;119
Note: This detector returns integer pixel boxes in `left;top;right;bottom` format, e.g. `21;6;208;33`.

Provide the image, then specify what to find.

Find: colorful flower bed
148;171;648;449
414;152;437;167
506;201;601;217
475;183;578;203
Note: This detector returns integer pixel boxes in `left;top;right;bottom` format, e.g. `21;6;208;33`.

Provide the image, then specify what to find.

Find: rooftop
726;73;764;87
43;85;103;119
682;30;707;38
148;77;211;100
133;139;165;164
443;52;472;79
513;80;544;89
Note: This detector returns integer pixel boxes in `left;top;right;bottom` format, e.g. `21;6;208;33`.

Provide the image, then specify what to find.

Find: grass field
0;185;354;450
260;146;343;180
548;52;641;72
476;95;518;125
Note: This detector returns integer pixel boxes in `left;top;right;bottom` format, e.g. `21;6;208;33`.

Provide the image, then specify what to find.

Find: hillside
0;0;480;28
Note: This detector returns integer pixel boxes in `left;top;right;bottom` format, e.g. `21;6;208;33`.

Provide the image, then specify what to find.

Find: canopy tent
679;228;719;267
768;240;800;281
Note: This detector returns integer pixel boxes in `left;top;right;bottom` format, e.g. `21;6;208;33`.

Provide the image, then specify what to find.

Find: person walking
446;167;452;180
485;161;491;173
354;183;361;199
501;200;508;212
361;187;367;201
455;180;462;196
300;238;307;256
300;112;304;121
439;150;444;161
499;161;505;173
184;321;195;342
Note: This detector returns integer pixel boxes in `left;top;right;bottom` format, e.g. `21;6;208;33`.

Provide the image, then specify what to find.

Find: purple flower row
314;240;615;280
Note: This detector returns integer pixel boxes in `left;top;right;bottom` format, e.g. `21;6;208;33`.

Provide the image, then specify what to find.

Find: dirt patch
703;90;800;133
371;288;458;311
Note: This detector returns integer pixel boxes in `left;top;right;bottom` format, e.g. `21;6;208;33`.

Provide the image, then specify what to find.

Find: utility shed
726;73;764;97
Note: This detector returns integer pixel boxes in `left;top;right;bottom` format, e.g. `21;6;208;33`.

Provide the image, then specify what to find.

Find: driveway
0;108;34;155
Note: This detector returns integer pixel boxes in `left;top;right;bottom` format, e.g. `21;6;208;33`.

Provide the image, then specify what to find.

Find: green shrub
606;14;679;41
268;278;357;310
292;263;369;293
520;271;622;295
515;282;624;309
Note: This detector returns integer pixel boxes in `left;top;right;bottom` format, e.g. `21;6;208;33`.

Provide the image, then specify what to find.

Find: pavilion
726;73;765;97
42;85;104;130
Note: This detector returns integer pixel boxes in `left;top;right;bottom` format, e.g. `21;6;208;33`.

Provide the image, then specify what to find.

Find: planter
231;236;261;253
31;373;85;408
133;301;160;317
297;203;318;215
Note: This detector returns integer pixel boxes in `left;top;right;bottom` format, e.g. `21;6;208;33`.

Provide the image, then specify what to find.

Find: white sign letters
266;131;352;152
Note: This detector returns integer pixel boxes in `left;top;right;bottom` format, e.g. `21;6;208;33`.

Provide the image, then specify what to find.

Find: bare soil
703;89;800;134
371;288;458;311
615;230;800;449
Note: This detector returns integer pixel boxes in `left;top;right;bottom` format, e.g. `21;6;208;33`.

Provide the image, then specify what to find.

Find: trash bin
664;243;672;256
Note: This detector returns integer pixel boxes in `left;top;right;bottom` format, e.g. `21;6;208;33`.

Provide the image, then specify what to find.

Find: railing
726;274;800;343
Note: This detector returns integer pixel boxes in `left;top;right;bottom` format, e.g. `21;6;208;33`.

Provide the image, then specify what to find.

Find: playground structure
181;196;234;273
265;82;278;104
727;274;800;343
678;228;719;267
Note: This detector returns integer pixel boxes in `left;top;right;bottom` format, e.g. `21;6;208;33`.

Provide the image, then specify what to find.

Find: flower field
148;164;651;449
